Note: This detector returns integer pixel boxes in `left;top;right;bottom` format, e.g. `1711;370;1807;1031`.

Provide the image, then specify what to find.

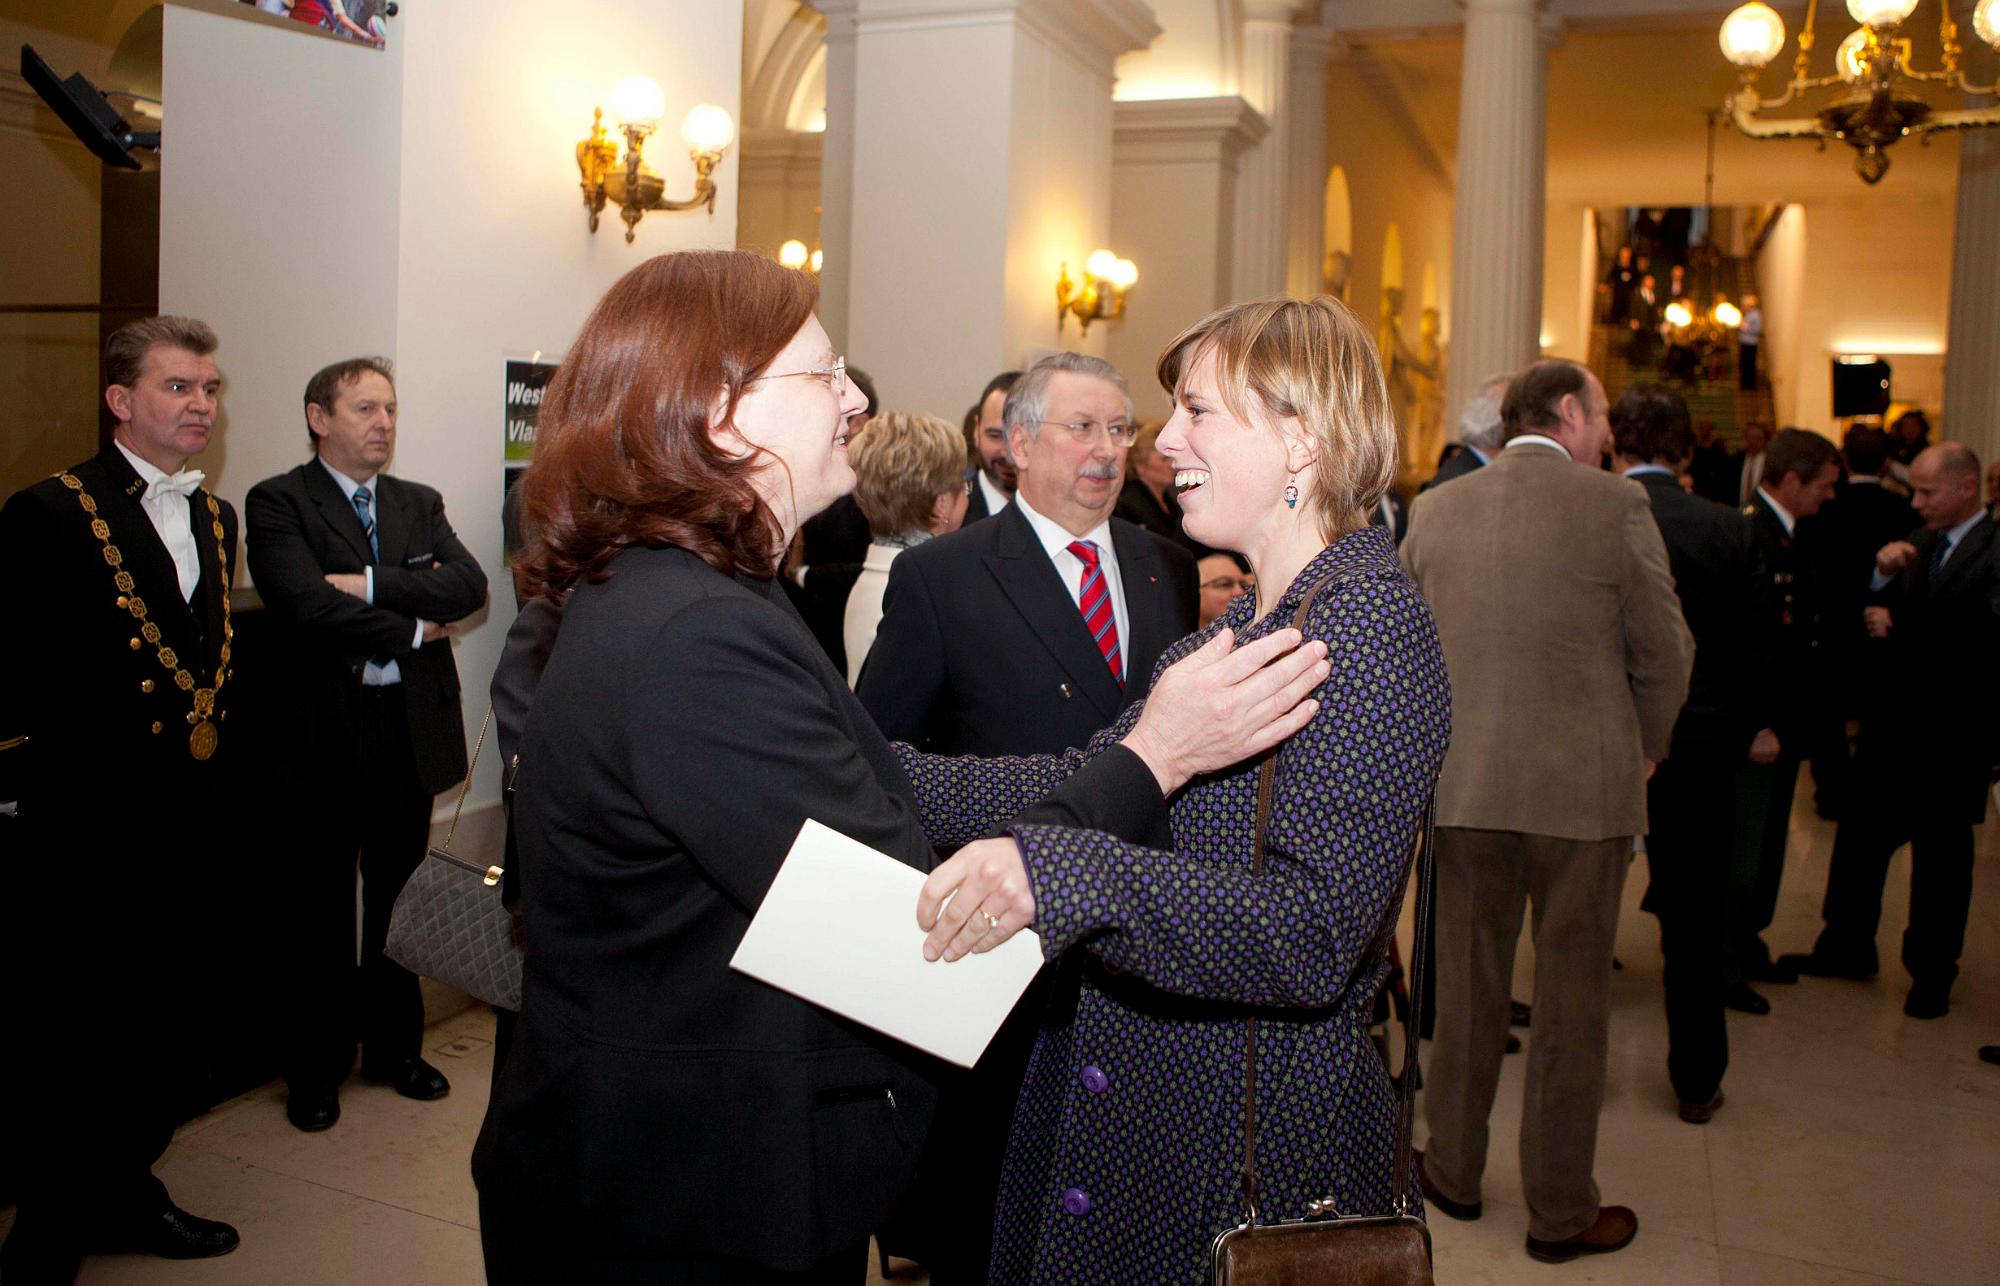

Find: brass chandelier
1718;0;2000;183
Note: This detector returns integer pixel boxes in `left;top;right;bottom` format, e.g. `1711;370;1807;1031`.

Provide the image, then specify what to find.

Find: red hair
516;251;816;603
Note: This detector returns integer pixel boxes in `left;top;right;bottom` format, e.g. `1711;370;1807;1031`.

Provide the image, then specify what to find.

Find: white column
1442;0;1548;428
1943;109;2000;465
1108;96;1266;417
827;0;1157;418
1230;2;1299;302
1285;24;1338;299
815;0;859;353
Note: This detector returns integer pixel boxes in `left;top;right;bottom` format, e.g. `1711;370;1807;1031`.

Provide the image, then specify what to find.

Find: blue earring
1283;481;1299;510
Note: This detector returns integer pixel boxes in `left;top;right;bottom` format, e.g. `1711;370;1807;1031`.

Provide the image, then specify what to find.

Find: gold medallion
190;719;219;760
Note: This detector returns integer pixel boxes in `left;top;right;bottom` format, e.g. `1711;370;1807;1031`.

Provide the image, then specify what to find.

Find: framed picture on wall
234;0;393;49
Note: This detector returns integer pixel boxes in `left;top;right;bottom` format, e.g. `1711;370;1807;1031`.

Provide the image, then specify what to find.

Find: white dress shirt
1740;452;1766;506
114;440;203;602
1014;490;1131;683
319;459;425;684
977;471;1011;519
1505;433;1572;462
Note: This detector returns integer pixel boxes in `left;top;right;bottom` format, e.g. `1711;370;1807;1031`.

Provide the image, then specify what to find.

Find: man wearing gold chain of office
0;315;245;1285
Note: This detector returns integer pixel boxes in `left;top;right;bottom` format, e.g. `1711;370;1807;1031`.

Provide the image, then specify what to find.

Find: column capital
826;0;1160;66
1113;95;1268;166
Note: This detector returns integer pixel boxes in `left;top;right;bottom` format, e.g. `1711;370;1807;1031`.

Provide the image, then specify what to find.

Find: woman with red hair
470;250;1323;1284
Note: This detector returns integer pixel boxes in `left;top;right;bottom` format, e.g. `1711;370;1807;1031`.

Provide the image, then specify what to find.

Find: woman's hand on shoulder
916;838;1035;963
1121;627;1328;796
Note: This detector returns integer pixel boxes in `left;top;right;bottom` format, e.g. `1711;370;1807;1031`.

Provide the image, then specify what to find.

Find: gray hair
1001;352;1134;452
1457;375;1509;453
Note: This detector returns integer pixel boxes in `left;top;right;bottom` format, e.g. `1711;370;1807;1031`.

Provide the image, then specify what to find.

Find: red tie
1068;539;1122;688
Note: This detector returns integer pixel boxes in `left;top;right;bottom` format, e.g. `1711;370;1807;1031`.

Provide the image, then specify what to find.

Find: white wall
161;0;743;817
1755;203;1807;430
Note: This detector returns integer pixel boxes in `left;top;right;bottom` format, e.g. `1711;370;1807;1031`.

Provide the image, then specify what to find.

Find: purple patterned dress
900;525;1451;1285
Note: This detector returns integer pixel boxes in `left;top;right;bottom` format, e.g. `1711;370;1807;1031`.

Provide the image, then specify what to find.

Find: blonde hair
1156;295;1397;539
851;410;966;539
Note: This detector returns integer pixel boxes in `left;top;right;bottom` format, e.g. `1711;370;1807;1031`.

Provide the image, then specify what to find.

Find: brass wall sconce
578;76;735;243
778;239;823;275
1056;249;1138;335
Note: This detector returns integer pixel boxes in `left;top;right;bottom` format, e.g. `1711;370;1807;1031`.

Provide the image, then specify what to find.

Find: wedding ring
981;911;1001;930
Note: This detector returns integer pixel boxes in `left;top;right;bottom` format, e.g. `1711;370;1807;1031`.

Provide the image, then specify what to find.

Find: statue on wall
1323;249;1351;304
1377;286;1442;487
1412;306;1446;474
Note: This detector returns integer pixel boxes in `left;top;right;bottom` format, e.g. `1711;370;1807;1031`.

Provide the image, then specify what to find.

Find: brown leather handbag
1212;574;1437;1286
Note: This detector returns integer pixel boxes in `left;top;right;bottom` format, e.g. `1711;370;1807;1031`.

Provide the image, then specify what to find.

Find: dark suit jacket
245;460;486;794
1;447;239;994
1419;445;1484;494
1867;514;2000;820
857;503;1197;756
1689;442;1734;505
470;542;1163;1268
1631;471;1771;749
1112;477;1204;559
1744;492;1823;740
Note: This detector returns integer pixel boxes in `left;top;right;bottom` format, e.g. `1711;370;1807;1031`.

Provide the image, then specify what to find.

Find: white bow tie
144;470;205;502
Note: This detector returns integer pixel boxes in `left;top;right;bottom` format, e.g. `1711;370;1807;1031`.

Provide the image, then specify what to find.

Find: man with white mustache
858;351;1195;1285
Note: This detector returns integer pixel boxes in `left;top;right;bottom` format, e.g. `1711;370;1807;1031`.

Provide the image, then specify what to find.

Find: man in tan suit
1401;359;1692;1265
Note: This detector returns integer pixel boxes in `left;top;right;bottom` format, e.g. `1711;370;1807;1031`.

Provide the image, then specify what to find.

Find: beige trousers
1421;827;1631;1242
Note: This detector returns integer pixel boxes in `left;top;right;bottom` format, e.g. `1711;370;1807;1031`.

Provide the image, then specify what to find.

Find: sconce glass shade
1845;0;1918;28
1713;300;1744;327
1664;301;1694;328
809;248;823;273
1835;27;1871;82
681;104;736;156
1085;249;1120;281
1719;2;1787;69
1110;258;1138;289
778;240;809;270
1975;0;1998;49
608;76;667;129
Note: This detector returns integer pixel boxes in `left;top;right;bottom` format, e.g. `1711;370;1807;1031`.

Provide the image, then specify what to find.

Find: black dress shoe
1504;1033;1522;1055
1775;950;1876;981
286;1086;340;1132
93;1206;239;1260
1904;983;1951;1020
1979;1045;2000;1066
1413;1149;1481;1221
1743;957;1799;985
364;1056;451;1101
1724;982;1771;1015
1510;1000;1532;1028
1;1219;83;1286
1677;1091;1724;1124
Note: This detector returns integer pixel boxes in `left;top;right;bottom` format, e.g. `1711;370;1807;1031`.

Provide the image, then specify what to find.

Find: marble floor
4;783;1996;1285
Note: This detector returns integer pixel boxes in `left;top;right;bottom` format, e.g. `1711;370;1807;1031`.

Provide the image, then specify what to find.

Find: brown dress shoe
1678;1091;1725;1124
1526;1205;1638;1263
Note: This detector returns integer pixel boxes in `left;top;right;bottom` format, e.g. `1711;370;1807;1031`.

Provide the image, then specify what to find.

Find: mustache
1077;462;1120;481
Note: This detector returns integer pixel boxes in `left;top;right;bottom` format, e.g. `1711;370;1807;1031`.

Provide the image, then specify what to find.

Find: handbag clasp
483;865;504;887
1304;1197;1343;1221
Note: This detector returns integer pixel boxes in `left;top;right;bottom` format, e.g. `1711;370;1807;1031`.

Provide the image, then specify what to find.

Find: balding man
1402;359;1691;1264
1421;374;1508;493
1781;443;2000;1020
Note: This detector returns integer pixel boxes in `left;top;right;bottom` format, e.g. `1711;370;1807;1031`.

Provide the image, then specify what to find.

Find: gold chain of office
57;470;233;761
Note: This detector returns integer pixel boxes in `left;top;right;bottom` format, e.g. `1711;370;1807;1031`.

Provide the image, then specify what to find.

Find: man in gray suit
1402;359;1692;1265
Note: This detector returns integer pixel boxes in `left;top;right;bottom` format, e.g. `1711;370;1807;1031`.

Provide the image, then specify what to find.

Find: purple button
1062;1187;1092;1217
1080;1065;1109;1094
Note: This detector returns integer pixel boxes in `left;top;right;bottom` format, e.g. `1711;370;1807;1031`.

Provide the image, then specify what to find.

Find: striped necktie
352;485;379;562
1067;539;1122;688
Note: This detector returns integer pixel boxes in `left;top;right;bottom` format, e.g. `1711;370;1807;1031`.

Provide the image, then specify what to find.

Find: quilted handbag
385;705;525;1011
1212;571;1437;1286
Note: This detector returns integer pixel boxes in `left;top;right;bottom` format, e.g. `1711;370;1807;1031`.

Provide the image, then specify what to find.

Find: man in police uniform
0;316;243;1285
1723;427;1840;1016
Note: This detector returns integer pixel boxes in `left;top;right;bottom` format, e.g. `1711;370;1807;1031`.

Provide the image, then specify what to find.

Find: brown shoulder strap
1240;572;1437;1223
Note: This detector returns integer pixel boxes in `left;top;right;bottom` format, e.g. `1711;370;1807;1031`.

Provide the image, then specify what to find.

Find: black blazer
0;445;238;823
244;460;487;794
1419;445;1484;494
1744;492;1823;740
470;545;944;1268
1112;477;1205;559
1630;471;1770;748
1867;515;2000;820
857;503;1197;756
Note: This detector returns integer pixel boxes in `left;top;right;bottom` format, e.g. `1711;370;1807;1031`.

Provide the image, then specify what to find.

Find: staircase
1586;254;1775;448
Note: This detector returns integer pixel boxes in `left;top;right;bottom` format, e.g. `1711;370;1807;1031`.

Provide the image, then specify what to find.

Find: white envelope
730;818;1044;1068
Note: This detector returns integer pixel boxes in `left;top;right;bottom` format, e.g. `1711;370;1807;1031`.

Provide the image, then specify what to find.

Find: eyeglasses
1201;576;1255;594
1039;419;1139;447
746;356;847;389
